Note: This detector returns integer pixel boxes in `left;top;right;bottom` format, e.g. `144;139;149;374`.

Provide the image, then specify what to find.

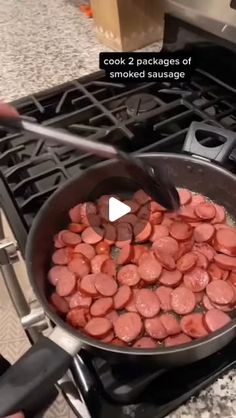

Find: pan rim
26;152;236;356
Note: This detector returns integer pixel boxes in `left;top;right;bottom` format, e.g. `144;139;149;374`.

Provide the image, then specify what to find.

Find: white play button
108;197;131;222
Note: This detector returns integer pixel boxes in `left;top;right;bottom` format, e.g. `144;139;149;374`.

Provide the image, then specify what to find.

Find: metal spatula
0;114;180;211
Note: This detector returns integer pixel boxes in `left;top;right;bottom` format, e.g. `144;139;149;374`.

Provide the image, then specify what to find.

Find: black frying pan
0;122;236;417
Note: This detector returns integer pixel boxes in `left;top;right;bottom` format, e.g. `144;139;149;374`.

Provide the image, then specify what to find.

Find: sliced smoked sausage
117;264;141;286
91;254;110;274
159;269;182;287
56;270;76;297
160;313;181;336
114;285;132;310
176;252;197;273
90;297;113;316
80;274;98;296
183;268;209;292
135;289;160;318
180;313;208;338
204;309;231;332
194;223;215;243
66;307;88;328
214;228;236;256
81;227;104;244
194;203;216;220
60;230;81;246
214;253;236;270
85;317;112;338
155;286;172;312
68;257;90;278
94;273;118;296
164;333;192;347
170;222;193;241
133;337;156;348
178;188;192;205
171;286;196;315
206;280;234;305
114;312;143;342
138;257;162;283
145;316;168;340
74;243;95;260
69;292;92;309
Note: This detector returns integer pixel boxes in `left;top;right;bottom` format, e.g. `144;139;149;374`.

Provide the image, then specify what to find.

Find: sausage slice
117;244;133;265
178;188;192;205
159;269;182;287
90;297;113;316
91;254;110;274
133;337;156;348
114;312;143;342
80;274;98;296
135;289;160;318
94;273;118;296
67;307;89;328
206;280;234;305
85;317;112;338
164;333;192;347
171;286;196;314
150;225;169;242
60;230;81;246
101;259;116;277
160;313;181;336
212;204;226;224
68;257;90;278
117;264;141;286
52;248;70;265
114;285;132;310
145;317;168;340
204;309;231;332
176;252;197;273
214;253;236;270
152;236;179;258
56;270;76;297
214;229;236;256
69;292;92;309
190;194;205;206
48;265;71;286
138;257;162;283
95;241;110;255
183;267;209;292
194;223;215;243
195;203;216;220
74;243;96;260
155;286;172;312
170;222;193;241
180;313;208;338
81;226;104;244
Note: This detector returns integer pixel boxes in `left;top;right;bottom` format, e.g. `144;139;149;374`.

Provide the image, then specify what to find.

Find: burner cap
126;93;158;116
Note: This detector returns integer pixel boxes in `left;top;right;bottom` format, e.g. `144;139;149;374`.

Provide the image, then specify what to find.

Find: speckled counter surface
0;0;236;417
0;0;161;102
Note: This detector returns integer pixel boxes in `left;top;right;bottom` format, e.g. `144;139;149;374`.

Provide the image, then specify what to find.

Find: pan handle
182;122;236;163
0;327;81;417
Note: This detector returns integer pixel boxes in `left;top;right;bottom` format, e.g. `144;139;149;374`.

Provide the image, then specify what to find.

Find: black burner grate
0;68;236;253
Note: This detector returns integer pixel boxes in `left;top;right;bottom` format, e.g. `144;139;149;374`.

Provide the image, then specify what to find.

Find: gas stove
0;13;236;418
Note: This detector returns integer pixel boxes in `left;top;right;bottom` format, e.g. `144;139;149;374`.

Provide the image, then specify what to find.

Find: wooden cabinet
91;0;165;51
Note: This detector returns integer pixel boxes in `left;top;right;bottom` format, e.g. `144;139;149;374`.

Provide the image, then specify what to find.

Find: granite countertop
0;0;236;417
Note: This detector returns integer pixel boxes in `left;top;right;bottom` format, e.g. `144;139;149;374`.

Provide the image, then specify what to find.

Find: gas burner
126;93;159;116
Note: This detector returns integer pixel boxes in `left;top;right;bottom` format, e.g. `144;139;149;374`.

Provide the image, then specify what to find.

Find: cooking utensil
0;115;180;211
0;122;236;417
